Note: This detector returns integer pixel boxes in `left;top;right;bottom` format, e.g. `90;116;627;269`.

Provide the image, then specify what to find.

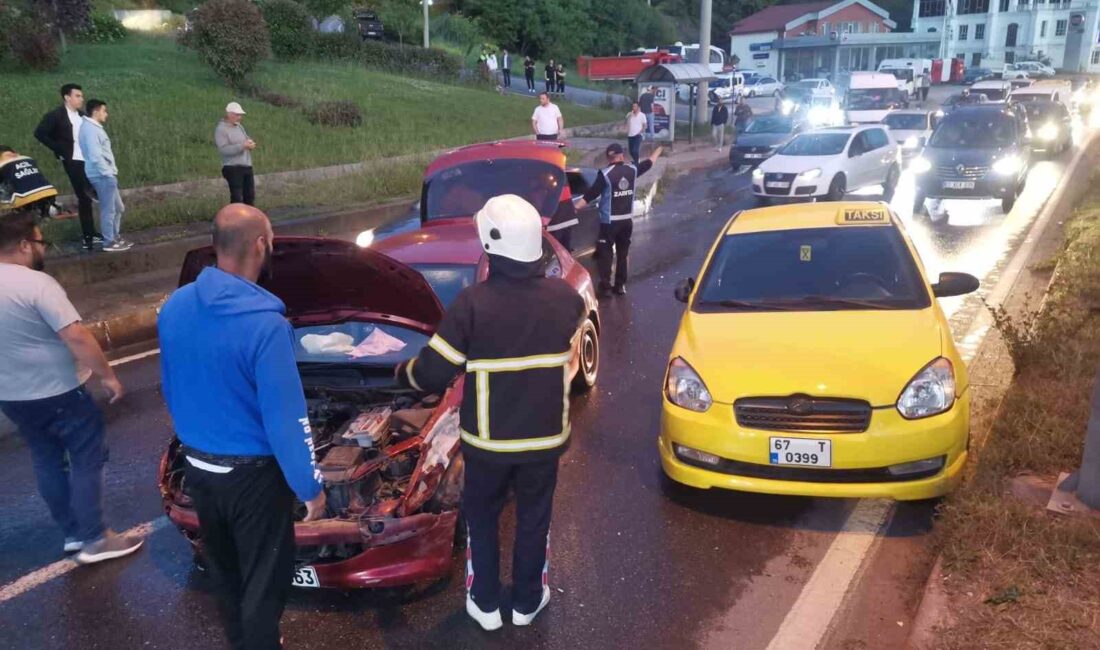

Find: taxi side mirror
674;277;695;303
932;272;979;298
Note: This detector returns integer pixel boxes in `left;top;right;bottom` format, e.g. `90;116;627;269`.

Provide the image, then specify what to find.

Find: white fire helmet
474;194;543;263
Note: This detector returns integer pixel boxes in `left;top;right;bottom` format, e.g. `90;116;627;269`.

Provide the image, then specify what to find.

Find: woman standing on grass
545;59;556;94
556;63;566;95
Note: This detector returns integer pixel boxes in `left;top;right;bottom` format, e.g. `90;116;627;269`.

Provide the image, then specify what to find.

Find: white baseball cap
225;102;246;115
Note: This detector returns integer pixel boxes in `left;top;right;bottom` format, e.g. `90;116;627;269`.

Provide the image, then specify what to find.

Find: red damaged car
158;233;599;590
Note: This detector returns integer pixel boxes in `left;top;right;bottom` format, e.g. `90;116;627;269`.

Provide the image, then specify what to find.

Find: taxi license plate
770;437;832;467
942;180;975;189
765;181;790;189
292;566;320;588
744;153;765;159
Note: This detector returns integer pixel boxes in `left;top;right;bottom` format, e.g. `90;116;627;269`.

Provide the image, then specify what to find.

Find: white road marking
764;500;893;650
108;348;160;367
0;517;168;606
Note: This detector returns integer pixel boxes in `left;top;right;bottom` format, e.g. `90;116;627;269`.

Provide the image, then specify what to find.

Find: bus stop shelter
635;63;716;142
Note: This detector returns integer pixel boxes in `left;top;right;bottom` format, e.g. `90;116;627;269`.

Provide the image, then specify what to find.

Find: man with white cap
215;101;257;206
396;194;585;631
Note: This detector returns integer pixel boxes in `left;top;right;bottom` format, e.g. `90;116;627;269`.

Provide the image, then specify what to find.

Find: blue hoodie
158;267;322;503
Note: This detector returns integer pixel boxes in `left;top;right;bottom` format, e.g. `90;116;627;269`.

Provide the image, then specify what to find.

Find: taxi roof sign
837;207;890;225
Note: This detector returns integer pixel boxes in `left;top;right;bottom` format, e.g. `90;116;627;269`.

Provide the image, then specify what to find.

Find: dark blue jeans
0;386;107;542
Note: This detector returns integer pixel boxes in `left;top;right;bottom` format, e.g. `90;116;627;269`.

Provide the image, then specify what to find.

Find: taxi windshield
780;132;850;156
424;159;565;220
929;113;1016;148
694;226;930;312
883;113;928;130
410;263;477;307
745;116;794;134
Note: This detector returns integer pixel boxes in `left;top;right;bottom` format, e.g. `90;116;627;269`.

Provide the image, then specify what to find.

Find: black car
912;105;1031;214
1014;99;1073;155
354;8;384;40
728;115;806;172
962;67;994;84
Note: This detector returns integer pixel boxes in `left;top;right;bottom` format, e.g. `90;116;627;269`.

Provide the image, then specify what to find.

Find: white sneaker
75;530;143;565
466;594;503;631
63;538;83;553
103;241;133;253
512;585;551;626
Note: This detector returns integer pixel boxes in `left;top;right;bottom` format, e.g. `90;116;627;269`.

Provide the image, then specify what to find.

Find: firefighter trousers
596;219;633;290
463;455;558;615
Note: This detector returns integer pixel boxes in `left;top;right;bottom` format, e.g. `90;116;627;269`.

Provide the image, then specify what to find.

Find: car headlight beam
992;156;1023;175
797;168;822;180
897;357;956;419
752;167;765;180
903;136;920;149
1038;123;1059;141
910;156;932;174
666;357;713;412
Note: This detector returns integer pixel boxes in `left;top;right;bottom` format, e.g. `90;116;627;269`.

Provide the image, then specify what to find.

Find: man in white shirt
486;51;499;85
626;102;648;164
531;92;564;141
34;84;100;251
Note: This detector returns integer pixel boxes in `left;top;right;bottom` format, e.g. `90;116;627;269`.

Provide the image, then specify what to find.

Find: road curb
905;130;1100;649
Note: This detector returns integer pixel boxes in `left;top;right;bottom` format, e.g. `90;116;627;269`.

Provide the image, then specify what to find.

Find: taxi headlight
355;229;375;248
897;358;956;419
1038;123;1059;141
781;99;796;114
993;156;1023;175
903;136;920;149
752;167;765;180
910;156;932;174
798;168;822;180
666;357;713;412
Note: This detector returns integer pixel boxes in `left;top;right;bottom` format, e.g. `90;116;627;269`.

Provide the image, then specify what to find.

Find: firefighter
573;142;663;295
396;194;585;631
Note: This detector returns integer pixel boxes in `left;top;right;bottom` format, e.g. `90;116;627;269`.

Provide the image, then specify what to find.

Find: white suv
752;125;900;202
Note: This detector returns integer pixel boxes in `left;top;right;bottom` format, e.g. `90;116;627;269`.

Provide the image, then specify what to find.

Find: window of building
1006;22;1019;47
872;22;879;33
959;25;969;40
1041;21;1048;37
919;0;947;17
975;24;985;39
999;0;1009;10
821;21;828;34
1005;51;1016;63
1092;49;1100;65
972;52;983;66
1056;19;1067;36
959;0;990;13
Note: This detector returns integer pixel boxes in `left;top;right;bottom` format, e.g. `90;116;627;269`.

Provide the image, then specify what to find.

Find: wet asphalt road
0;131;1078;649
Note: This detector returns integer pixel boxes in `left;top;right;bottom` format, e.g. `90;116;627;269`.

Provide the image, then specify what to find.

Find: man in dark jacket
34;83;99;251
733;96;754;134
396;194;585;632
158;203;326;650
711;101;730;150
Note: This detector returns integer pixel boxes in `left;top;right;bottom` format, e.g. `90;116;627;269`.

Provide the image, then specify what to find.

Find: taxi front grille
734;396;872;433
935;164;989;179
675;455;945;484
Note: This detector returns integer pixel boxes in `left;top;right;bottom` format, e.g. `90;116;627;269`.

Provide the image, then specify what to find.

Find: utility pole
697;0;712;126
423;0;433;49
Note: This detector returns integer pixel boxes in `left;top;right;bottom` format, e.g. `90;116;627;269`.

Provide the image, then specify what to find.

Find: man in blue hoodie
158;203;325;650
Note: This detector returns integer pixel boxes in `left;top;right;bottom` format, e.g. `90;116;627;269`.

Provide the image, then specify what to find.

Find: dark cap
606;143;624;156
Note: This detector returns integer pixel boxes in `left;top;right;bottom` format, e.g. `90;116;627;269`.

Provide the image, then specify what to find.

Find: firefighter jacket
582;159;653;224
397;255;586;464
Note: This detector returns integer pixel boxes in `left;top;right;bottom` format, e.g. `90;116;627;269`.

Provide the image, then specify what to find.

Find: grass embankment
934;184;1100;648
0;35;619;189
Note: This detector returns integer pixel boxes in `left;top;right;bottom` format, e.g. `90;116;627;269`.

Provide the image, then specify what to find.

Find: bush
9;17;60;71
431;13;484;57
77;12;128;43
305;100;363;127
190;0;271;86
248;85;303;109
306;30;360;60
260;0;311;59
358;39;461;78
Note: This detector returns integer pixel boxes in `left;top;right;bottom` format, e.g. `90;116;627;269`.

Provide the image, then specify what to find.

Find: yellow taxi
658;201;978;500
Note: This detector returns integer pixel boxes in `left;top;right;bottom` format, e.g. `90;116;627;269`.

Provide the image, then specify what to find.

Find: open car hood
179;237;444;330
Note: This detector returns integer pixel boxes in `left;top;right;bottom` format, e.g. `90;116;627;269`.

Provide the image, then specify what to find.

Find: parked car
417;141;602;253
911;105;1032;214
1008;77;1035;91
728;114;807;173
1014;99;1073;155
962;67;994;85
708;72;746;104
1010;80;1072;107
969;79;1013;102
1003;61;1055;80
881;109;940;163
353;8;384;40
660;201;979;500
751;125;900;203
742;75;784;98
789;77;836;99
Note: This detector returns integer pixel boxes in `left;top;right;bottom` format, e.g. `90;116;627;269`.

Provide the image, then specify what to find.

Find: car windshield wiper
696;299;799;311
768;295;903;310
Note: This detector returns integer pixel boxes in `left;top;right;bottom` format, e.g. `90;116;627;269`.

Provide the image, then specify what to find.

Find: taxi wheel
571;317;600;393
1001;192;1016;214
825;174;846;201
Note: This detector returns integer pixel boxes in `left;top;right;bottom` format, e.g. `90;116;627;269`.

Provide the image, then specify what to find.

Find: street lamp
423;0;433;49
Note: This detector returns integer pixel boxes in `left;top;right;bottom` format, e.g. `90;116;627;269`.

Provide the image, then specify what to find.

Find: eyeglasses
26;238;52;248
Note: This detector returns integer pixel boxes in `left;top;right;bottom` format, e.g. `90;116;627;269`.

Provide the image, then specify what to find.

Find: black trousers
557;79;565;94
920;86;930;102
526;70;535;90
62;159;95;241
222;165;256;206
502;68;511;86
628;134;643;165
186;461;295;650
545;78;553;93
596;219;633;289
464;456;558;615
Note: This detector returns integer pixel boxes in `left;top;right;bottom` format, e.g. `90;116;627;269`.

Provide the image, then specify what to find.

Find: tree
190;0;271;86
377;0;421;45
299;0;350;19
